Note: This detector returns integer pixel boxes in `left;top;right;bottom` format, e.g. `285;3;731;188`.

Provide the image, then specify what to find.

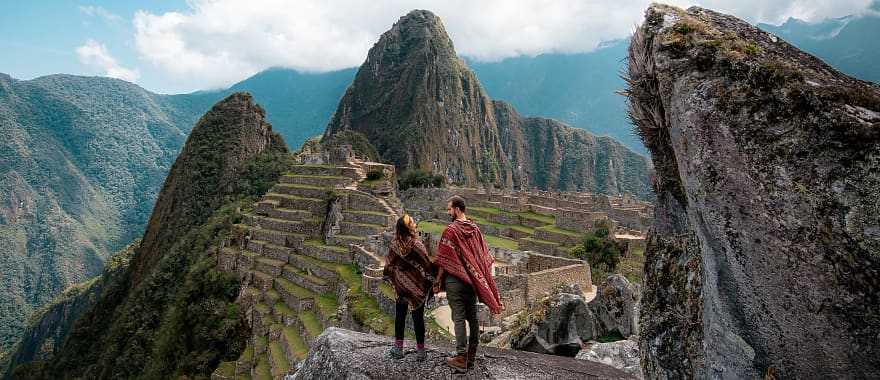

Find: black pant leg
411;304;426;345
394;299;407;341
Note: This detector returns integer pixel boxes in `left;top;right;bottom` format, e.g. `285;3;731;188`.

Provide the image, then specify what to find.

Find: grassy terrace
269;341;290;374
469;206;556;225
254;354;271;380
336;264;395;335
317;293;339;320
283;326;309;360
535;224;584;238
298;311;323;338
418;221;519;250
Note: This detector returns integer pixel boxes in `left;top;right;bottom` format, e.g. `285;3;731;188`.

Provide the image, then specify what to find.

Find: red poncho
435;219;503;314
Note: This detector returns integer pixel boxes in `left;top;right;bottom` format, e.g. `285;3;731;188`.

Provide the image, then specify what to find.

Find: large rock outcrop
324;10;652;197
510;292;597;356
130;92;286;286
510;278;640;357
294;327;633;379
627;5;880;379
588;275;640;338
576;338;643;380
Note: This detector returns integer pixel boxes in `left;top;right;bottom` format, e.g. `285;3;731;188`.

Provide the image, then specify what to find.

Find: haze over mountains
1;5;879;365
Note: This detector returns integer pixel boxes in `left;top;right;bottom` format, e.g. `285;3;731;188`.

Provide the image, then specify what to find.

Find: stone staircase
212;156;400;380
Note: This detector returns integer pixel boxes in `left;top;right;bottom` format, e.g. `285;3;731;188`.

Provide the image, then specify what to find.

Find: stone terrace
401;187;651;257
212;147;405;380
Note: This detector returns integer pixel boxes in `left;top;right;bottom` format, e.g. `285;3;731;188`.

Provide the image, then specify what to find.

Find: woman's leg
411;304;426;348
394;299;407;345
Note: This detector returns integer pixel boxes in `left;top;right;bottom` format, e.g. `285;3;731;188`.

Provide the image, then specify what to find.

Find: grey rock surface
510;292;597;356
588;275;641;338
294;327;633;380
576;338;643;380
627;4;880;379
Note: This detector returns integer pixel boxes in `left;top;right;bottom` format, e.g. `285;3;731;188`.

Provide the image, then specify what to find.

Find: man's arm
433;267;444;293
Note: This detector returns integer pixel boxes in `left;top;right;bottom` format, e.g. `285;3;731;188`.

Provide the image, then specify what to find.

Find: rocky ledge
293;327;633;379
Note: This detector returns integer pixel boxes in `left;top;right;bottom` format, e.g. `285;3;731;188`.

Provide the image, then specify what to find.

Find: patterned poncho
383;237;436;309
435;219;503;314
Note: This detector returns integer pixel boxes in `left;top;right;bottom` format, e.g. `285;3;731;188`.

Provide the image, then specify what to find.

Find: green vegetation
418;221;519;250
317;294;339;321
366;170;384;181
9;146;291;379
535;224;583;238
298;311;323;338
254;354;271;380
336;265;394;335
321;130;380;161
268;342;289;374
398;169;445;191
282;326;309;360
569;220;641;283
484;235;519;250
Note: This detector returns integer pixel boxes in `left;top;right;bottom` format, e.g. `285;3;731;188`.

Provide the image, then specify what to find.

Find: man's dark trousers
445;274;479;355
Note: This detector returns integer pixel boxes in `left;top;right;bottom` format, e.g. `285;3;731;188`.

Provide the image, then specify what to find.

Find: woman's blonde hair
396;214;418;240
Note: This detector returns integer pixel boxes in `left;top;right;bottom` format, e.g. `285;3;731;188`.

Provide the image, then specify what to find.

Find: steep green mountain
8;92;292;379
0;73;206;354
323;10;652;197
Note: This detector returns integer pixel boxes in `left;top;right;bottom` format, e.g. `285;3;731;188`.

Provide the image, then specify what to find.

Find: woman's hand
432;281;441;294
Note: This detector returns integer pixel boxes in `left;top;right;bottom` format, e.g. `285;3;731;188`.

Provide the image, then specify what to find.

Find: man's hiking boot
446;353;468;371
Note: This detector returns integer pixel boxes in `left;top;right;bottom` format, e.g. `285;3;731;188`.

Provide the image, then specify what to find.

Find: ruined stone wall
526;264;591;303
555;210;609;234
525;253;585;274
609;208;644;230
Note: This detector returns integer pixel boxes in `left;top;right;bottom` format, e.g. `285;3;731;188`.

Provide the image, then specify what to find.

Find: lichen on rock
627;4;880;379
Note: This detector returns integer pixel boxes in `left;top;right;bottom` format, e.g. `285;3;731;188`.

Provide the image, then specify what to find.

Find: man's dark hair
448;195;466;212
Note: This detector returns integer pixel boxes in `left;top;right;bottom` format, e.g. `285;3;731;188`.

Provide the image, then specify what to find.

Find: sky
1;0;877;94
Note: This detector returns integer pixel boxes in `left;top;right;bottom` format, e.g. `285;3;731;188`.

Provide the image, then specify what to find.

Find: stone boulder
588;275;641;338
627;4;880;378
510;292;597;356
293;327;633;379
576;338;643;380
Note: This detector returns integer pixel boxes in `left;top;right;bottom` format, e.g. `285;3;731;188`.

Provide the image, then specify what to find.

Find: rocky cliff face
494;101;653;199
130;92;286;286
294;327;633;379
627;5;880;379
324;10;652;196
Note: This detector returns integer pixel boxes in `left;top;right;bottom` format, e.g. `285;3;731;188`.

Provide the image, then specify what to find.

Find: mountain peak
323;9;512;187
130;91;285;286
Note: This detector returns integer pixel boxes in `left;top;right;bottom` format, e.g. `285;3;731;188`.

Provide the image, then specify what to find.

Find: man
433;195;503;371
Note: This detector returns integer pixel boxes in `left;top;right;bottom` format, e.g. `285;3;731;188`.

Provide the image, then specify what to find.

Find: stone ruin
400;186;652;257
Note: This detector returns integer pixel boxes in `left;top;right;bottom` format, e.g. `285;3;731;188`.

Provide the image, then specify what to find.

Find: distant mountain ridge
322;10;652;197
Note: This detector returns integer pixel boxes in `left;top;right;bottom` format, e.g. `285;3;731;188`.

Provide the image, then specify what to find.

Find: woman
383;214;436;361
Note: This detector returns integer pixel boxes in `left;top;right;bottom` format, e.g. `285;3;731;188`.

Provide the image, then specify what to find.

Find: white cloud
76;39;141;82
131;0;876;90
79;5;122;23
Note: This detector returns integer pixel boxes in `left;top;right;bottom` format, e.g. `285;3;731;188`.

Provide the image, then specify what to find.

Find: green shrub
365;170;384;181
398;169;445;191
